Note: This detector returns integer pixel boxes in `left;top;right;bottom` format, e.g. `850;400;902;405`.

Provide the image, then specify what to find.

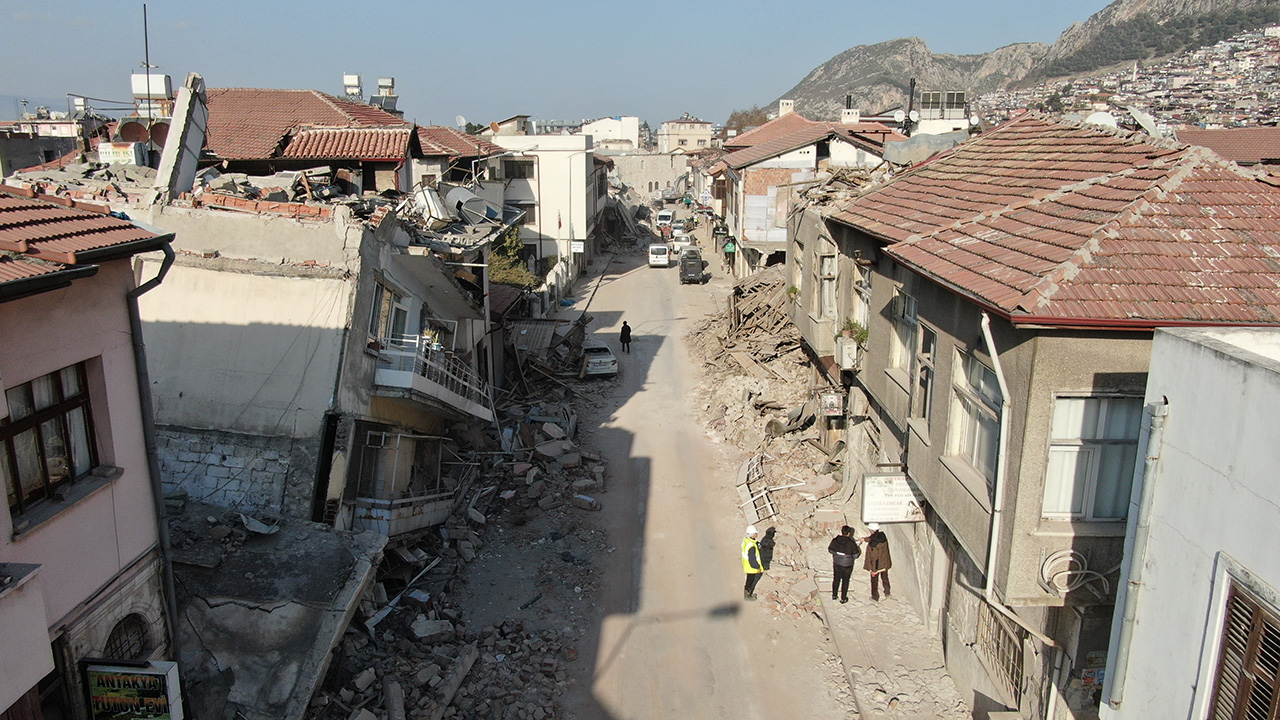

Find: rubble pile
7;162;158;202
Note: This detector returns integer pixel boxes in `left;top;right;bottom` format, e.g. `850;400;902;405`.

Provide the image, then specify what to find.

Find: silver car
581;340;618;377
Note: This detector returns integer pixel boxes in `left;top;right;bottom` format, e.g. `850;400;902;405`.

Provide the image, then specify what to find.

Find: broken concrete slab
353;667;377;692
541;422;566;440
429;644;480;720
570;495;601;511
560;452;582;469
534;440;567;459
411;617;455;644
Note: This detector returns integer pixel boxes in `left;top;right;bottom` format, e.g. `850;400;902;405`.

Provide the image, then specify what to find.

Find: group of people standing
740;523;891;603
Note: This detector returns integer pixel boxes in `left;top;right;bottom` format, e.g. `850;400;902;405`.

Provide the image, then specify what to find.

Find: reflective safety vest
742;537;762;574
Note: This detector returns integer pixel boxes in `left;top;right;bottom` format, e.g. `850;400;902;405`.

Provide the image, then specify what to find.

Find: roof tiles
831;114;1280;326
282;127;413;160
1177;127;1280;165
415;126;503;158
205;88;409;161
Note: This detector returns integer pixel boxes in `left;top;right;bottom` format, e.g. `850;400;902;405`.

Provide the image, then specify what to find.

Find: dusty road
555;214;853;720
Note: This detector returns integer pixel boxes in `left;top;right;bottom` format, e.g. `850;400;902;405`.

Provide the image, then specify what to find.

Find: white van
648;243;671;268
656;209;675;227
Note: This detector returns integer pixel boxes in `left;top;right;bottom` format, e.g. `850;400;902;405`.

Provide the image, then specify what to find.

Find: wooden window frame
1210;582;1280;720
1;362;98;515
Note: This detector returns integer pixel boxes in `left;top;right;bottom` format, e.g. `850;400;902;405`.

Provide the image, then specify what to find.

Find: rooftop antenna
142;3;153;137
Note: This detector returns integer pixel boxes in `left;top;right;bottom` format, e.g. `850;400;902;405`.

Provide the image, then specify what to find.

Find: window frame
912;324;938;429
502;159;535;180
1209;582;1280;720
890;288;918;371
947;351;1002;486
1041;395;1142;522
1;362;98;515
817;252;837;320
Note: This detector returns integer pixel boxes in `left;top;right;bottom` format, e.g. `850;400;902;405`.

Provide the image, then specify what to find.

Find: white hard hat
867;523;881;532
746;525;758;536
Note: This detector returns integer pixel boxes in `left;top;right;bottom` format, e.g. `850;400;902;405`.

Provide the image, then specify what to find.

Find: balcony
373;335;495;423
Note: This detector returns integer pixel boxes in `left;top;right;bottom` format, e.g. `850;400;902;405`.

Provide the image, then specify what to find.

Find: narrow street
552;213;853;720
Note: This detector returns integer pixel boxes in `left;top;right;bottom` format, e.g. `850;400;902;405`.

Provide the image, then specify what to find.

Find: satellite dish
969;115;980;127
908;110;920;122
1085;111;1118;128
456;115;467;129
893;110;906;123
489;121;501;134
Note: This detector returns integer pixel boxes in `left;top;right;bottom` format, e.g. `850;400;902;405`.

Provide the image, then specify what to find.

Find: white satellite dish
456;115;467;129
908;110;920;122
893;110;906;123
1084;111;1118;128
969;115;980;127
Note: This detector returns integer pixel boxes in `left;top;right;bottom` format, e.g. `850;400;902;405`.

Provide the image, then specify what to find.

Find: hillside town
5;6;1280;720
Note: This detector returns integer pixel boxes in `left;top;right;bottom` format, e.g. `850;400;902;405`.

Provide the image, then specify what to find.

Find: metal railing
376;334;493;415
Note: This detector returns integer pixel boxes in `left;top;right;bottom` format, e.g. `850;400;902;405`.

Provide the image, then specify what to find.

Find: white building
1101;327;1280;720
657;113;712;153
578;116;640;151
486;133;600;289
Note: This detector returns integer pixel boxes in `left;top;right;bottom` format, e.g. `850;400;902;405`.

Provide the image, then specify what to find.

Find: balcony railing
374;334;495;423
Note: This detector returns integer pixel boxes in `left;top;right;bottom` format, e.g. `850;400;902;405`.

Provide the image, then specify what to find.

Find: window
818;253;837;319
1042;396;1142;520
912;326;937;427
1210;583;1280;719
890;289;917;370
368;283;409;342
515;203;536;226
503;159;534;179
920;92;943;110
1;362;97;514
697;139;707;147
678;139;688;146
102;614;151;660
948;352;1002;484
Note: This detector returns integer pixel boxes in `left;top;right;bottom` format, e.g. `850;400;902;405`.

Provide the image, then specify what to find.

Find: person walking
827;525;861;604
742;525;764;601
758;527;777;571
864;523;892;601
619;321;631;353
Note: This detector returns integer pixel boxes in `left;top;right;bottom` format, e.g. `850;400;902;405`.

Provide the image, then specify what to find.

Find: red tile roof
282;127;413;161
833;114;1280;326
205;88;409;161
415;126;503;158
724;113;817;150
0;184;171;298
1177;127;1280;165
724;124;836;170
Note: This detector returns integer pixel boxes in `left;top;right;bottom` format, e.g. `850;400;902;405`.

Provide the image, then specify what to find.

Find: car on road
671;233;694;258
679;250;705;284
648;242;671;267
656;209;674;227
581;340;618;377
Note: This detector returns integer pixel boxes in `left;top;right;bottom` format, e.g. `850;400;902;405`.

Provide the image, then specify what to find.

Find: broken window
1;362;97;514
1041;396;1141;521
1210;583;1280;720
818;253;837;319
352;423;444;499
948;351;1001;486
912;326;937;429
368;282;410;343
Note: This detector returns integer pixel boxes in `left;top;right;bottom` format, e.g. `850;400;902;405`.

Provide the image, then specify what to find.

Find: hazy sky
2;0;1114;126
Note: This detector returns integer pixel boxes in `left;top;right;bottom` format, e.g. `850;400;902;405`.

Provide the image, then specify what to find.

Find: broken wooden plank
730;351;772;381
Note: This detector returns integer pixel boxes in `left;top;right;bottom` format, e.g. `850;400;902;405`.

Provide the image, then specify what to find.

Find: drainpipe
980;312;1060;716
1103;398;1169;709
126;243;181;653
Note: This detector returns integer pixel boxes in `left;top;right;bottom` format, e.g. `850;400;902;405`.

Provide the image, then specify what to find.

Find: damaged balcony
372;334;495;423
350;430;477;537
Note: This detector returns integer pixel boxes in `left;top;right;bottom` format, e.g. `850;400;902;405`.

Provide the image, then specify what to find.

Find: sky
1;0;1116;126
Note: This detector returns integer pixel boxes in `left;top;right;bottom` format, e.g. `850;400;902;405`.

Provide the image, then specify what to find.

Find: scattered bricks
353;667;377;692
526;480;545;499
525;467;541;485
457;541;476;562
540;655;558;678
560;452;582;469
208;525;231;541
572;478;598;492
384;679;407;720
537;495;563;511
339;688;355;704
534;440;566;459
541;422;565;440
411;617;455;644
569;495;601;511
563;647;578;662
580;449;602;462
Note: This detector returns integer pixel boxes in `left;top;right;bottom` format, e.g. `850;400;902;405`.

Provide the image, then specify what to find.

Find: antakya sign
862;473;927;523
84;661;183;720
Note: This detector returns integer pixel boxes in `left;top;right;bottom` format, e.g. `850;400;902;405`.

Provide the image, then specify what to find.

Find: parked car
581;340;618;377
648;243;671;267
679;250;706;284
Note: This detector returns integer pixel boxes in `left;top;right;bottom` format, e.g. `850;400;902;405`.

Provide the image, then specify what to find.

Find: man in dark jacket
863;523;892;601
619;321;632;353
758;527;777;570
827;525;861;604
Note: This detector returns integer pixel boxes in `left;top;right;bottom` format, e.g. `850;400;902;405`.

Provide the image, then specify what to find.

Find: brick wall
743;167;797;195
156;426;315;517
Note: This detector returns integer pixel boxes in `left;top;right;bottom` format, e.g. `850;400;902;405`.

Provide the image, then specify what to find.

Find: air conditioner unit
837;337;862;371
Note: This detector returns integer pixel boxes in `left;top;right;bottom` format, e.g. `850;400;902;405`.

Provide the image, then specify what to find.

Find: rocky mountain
774;0;1280;120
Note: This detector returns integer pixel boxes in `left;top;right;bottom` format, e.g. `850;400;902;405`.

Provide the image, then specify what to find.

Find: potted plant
839;319;869;346
787;285;800;299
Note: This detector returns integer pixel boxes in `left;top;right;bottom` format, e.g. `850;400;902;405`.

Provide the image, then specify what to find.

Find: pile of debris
7;161;158;202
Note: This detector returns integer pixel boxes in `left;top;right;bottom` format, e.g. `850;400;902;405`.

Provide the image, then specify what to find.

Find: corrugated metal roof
833;114;1280;326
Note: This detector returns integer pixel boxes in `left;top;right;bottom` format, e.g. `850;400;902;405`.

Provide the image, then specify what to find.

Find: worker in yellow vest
742;525;764;601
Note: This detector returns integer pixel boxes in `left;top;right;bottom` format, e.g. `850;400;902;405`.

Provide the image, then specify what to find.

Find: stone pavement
811;543;971;719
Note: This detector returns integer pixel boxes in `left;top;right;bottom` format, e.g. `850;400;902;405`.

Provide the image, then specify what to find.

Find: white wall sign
862;473;926;523
571;241;585;253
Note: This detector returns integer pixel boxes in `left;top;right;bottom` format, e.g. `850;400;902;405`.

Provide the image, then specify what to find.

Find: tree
488;226;539;287
725;105;771;133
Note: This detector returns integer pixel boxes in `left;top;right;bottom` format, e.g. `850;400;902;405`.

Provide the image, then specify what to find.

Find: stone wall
157;425;317;517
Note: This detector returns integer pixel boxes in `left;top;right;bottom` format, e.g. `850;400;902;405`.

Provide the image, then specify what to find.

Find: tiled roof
835;114;1280;326
724;125;836;170
205;88;409;161
282;127;413;160
724;113;817;150
1177;127;1280;165
415;126;503;158
0;184;170;299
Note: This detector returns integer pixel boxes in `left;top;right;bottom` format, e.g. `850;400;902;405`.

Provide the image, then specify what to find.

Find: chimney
779;99;795;116
841;108;861;125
